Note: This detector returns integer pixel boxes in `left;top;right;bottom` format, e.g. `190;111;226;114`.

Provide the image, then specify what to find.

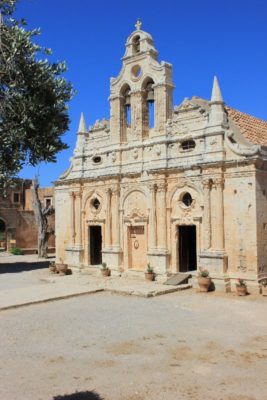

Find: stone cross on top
135;19;142;30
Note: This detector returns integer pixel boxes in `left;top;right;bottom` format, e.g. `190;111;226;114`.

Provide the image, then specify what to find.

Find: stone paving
0;254;191;310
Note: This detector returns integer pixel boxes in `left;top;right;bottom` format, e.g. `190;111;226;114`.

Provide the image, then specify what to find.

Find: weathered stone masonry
55;21;267;290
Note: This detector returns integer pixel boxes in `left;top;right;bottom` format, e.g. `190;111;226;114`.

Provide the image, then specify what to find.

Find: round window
182;192;193;207
92;156;102;164
131;65;142;79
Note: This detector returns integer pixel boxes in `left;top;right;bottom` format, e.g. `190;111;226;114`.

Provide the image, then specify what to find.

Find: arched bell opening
142;78;155;138
120;84;131;142
132;35;141;54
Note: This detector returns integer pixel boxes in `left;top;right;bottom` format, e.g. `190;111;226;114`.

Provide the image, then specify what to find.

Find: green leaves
0;0;74;182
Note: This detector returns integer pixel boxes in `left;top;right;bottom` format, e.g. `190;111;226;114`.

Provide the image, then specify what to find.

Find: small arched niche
132;35;141;54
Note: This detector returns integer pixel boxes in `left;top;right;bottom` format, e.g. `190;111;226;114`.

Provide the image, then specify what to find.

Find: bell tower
109;20;174;143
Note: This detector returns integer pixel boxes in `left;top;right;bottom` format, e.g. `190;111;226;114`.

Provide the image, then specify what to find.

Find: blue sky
16;0;267;186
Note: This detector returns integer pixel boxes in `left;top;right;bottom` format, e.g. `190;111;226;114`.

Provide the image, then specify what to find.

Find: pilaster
130;90;143;140
148;183;157;250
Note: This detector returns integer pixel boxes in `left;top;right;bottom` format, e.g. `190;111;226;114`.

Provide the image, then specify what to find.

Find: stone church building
55;21;267;289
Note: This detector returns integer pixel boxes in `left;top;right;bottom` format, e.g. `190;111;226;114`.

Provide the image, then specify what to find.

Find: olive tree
0;0;74;257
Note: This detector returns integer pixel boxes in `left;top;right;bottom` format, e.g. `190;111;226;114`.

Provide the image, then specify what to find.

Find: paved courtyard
0;282;267;400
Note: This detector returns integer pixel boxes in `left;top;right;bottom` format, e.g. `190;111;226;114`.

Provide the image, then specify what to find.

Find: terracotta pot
261;286;267;296
49;265;57;274
198;277;211;292
56;263;68;276
101;268;111;277
145;272;154;281
236;285;247;296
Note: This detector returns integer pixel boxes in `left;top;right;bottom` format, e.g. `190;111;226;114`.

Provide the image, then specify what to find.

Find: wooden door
128;226;147;271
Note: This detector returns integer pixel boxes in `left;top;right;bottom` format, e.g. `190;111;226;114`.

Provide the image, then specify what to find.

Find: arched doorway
0;219;6;250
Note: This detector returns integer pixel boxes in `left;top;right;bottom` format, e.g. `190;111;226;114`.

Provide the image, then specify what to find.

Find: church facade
55;21;267;290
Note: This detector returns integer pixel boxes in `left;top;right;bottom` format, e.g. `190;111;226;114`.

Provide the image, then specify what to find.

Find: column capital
111;186;120;195
157;182;167;192
213;177;224;189
148;183;157;192
202;178;212;190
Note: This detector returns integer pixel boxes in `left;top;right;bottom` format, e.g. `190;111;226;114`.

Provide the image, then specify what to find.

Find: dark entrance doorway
89;226;102;265
0;219;6;250
178;225;197;272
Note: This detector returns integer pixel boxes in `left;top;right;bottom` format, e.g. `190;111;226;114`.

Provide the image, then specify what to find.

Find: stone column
153;83;173;135
156;182;167;250
148;183;157;250
202;179;211;250
111;186;120;249
213;178;225;250
130;90;143;140
105;188;111;248
109;95;123;143
75;192;82;245
69;192;75;245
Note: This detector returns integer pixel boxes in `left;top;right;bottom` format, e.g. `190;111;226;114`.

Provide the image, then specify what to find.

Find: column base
147;249;169;275
199;249;228;275
65;245;84;268
102;247;122;271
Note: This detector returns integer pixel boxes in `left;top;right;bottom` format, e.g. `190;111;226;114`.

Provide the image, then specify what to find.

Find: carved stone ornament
178;198;196;212
157;182;167;192
174;98;198;112
212;177;224;189
133;148;139;159
111;151;116;163
126;208;146;219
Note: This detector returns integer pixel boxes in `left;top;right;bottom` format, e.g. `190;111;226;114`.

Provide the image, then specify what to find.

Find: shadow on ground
53;391;104;400
0;260;51;273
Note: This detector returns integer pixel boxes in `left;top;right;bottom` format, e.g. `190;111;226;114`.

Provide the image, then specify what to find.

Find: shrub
10;247;24;255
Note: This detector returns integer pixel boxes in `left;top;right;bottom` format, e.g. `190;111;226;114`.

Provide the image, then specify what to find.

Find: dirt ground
0;289;267;400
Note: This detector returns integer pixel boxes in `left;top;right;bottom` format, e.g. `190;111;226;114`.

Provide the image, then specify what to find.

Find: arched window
143;78;155;137
132;35;140;54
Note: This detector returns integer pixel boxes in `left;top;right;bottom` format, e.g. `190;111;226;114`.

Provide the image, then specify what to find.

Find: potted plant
236;278;247;296
49;261;57;274
101;262;111;277
197;268;211;292
145;263;154;281
56;258;68;276
260;279;267;296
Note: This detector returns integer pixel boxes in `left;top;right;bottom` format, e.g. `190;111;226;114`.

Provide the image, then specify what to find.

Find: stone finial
78;112;87;134
208;76;228;127
211;76;224;103
135;18;142;30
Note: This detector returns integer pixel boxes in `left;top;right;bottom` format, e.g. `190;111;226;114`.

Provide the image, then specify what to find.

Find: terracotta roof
226;107;267;146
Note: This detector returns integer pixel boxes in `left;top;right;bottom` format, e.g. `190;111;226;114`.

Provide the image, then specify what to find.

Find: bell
147;89;154;103
125;95;131;106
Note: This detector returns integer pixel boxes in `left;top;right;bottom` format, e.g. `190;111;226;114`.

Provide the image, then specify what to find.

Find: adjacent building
0;179;55;253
